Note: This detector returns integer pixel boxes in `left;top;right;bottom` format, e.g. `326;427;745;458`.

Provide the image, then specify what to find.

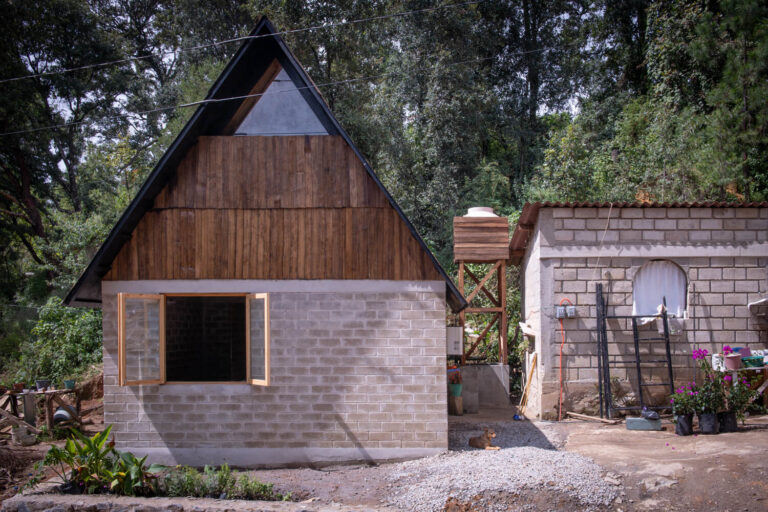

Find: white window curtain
632;260;687;318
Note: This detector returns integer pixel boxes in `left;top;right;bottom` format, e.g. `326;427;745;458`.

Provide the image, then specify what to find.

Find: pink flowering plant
691;348;725;414
669;382;697;416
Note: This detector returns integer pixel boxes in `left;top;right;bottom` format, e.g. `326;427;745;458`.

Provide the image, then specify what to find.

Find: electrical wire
0;53;505;137
558;297;574;421
0;0;486;84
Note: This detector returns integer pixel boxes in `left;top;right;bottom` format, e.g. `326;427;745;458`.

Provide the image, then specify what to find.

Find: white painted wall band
102;279;446;295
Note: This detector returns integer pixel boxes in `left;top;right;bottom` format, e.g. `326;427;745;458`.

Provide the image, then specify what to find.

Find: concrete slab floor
448;403;520;425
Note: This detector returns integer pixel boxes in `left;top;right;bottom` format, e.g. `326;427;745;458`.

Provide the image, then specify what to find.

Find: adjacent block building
510;202;768;419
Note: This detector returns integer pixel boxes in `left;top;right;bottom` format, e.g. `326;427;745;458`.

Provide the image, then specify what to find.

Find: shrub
29;426;162;497
14;297;102;384
29;425;291;502
161;464;290;501
669;382;697;416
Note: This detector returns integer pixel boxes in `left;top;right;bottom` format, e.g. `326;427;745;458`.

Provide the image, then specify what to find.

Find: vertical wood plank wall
105;136;441;281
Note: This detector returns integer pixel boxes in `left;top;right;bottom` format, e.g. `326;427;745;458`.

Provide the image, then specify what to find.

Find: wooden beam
0;407;41;434
499;260;508;364
464;266;500;306
519;353;537;415
464;261;502;304
464;307;504;314
566;411;621;424
459;261;466;365
222;59;282;135
465;313;499;360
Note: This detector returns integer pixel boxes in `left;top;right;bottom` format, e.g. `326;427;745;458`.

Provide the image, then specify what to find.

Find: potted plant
720;374;758;432
692;349;724;434
670;382;697;436
448;369;462;397
35;378;51;391
14;369;30;392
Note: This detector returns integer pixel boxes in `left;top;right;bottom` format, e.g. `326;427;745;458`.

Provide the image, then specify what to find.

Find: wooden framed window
117;292;270;386
117;294;165;386
246;293;270;386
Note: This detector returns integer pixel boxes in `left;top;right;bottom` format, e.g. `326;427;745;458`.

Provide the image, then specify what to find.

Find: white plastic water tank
464;206;497;217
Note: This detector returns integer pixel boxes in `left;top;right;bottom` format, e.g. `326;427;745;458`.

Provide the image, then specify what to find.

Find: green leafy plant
29;426;162;497
161;464;290;501
724;374;759;422
108;451;164;497
36;425;71;441
162;465;203;497
44;426;116;494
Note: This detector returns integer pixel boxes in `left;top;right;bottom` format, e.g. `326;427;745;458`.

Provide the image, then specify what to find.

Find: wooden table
1;388;81;430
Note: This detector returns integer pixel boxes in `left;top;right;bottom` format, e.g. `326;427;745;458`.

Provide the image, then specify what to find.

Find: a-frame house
66;17;464;466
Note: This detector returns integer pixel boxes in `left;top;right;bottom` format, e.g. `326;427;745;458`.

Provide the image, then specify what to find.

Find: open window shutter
246;293;270;386
118;294;165;386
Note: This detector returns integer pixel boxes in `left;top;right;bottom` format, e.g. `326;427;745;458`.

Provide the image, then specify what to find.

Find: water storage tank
453;207;510;262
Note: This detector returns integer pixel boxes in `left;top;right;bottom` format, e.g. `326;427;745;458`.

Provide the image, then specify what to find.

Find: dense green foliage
30;426;289;500
163;464;291;500
1;297;101;385
1;1;767;374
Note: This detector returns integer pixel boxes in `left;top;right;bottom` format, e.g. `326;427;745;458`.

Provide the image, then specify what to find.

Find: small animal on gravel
468;428;500;450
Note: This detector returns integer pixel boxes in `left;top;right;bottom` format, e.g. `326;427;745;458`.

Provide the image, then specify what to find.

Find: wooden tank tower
453;207;510;364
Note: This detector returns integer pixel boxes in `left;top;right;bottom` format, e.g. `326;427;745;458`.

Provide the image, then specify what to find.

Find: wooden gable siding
153;136;388;209
104;136;441;281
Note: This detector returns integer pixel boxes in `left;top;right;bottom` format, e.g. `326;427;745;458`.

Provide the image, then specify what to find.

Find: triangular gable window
233;68;328;136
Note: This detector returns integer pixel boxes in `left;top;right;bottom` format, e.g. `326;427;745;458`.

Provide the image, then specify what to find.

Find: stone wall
520;206;768;419
101;280;447;466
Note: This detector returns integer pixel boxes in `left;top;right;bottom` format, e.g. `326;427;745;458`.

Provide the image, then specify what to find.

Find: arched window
632;260;687;318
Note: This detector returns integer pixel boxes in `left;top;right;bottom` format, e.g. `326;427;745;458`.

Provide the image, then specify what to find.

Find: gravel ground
384;420;619;512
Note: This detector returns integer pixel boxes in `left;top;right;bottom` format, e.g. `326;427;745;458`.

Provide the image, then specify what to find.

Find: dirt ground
2;398;767;511
557;415;768;511
0;375;104;502
249;409;768;511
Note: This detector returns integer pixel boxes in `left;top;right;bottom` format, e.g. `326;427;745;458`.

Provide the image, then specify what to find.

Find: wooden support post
459;261;466;365
499;261;508;364
45;394;54;431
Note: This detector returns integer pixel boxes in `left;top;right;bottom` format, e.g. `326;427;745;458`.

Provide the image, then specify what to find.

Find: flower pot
63;379;76;390
675;413;694;436
448;383;463;397
35;379;51;391
13;383;24;392
718;411;738;433
724;354;742;370
698;412;719;434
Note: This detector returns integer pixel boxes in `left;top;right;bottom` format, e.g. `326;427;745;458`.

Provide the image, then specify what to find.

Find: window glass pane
124;298;162;382
249;297;267;381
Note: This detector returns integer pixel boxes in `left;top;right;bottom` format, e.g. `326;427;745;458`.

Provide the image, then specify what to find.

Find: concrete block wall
101;281;447;467
522;206;768;419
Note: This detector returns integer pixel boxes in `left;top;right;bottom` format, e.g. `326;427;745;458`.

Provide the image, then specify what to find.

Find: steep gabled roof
65;17;465;311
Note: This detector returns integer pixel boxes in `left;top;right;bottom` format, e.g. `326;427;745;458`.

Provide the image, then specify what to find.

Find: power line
1;52;513;137
0;0;485;85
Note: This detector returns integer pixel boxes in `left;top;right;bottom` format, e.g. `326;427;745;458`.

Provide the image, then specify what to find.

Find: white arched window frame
632;260;687;318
